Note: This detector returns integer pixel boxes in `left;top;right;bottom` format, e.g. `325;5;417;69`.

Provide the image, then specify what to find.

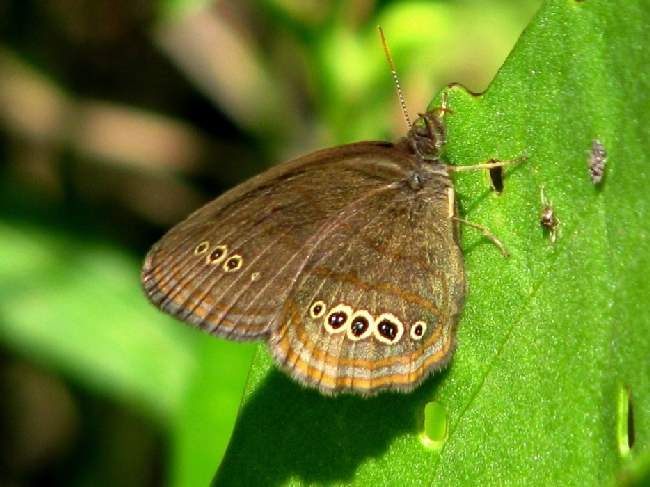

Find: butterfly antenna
378;26;412;129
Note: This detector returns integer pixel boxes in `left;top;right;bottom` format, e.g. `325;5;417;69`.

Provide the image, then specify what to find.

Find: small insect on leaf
540;187;559;243
588;139;607;184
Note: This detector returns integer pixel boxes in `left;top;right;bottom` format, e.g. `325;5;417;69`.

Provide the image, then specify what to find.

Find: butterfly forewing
144;143;412;336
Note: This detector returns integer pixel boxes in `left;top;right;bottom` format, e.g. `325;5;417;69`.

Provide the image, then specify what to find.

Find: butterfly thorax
392;110;450;191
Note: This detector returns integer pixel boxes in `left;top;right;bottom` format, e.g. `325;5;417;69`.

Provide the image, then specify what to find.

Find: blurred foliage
0;0;546;485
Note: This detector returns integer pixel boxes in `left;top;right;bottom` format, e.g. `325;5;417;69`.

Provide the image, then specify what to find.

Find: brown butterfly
141;34;521;396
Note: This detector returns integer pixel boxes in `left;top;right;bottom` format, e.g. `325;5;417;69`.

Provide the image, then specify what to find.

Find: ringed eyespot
206;244;228;265
223;255;243;272
374;313;404;344
410;321;427;340
324;304;352;334
194;241;210;255
309;300;327;319
347;310;374;341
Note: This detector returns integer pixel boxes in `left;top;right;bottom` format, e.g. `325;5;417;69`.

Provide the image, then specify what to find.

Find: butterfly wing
142;141;464;395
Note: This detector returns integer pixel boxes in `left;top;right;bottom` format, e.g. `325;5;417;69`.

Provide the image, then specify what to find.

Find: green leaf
215;0;650;484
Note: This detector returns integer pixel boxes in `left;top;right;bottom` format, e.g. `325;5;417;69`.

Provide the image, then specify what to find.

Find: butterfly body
142;111;467;395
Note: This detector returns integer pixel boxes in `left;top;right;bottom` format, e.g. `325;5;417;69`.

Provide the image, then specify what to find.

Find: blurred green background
0;0;541;485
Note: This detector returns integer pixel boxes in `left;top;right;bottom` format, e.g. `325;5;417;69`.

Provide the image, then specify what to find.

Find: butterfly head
406;110;447;163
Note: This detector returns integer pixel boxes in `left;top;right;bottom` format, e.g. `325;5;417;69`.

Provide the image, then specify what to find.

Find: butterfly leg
446;187;510;257
453;217;510;257
446;155;528;173
446;154;526;255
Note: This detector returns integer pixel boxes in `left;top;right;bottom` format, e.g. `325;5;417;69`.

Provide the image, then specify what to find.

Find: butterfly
141;86;520;397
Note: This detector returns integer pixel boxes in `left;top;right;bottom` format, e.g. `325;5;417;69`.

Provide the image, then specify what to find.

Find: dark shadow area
214;366;448;486
489;165;504;193
628;390;635;450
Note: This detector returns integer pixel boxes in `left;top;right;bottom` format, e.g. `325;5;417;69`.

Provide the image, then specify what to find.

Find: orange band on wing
274;325;453;391
274;299;451;369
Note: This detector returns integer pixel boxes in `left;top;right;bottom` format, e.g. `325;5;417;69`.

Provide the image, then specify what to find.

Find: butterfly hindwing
269;174;465;395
